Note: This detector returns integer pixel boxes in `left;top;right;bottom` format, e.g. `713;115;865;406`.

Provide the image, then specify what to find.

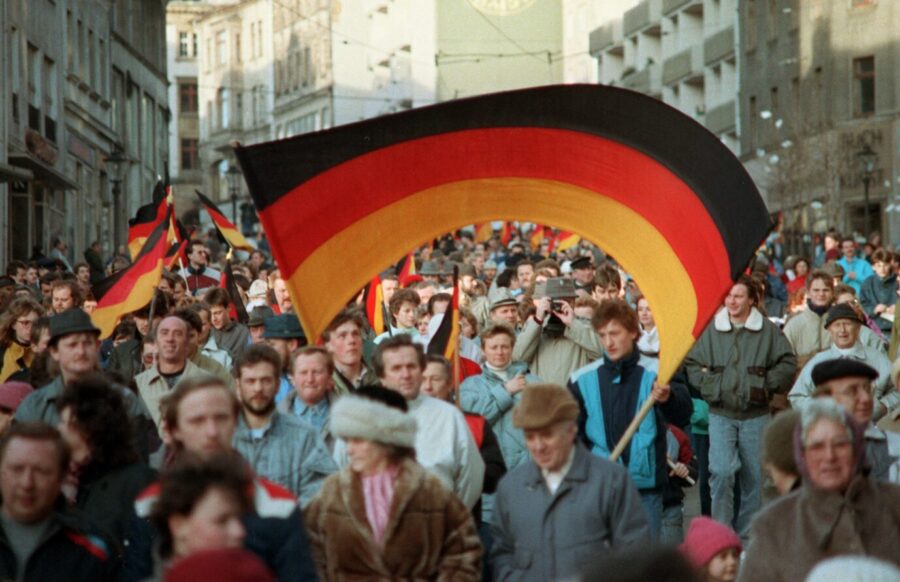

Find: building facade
739;0;899;249
589;0;740;154
0;0;169;268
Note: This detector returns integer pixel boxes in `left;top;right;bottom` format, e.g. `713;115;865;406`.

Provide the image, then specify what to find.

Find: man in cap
809;359;900;483
513;278;602;387
789;303;897;419
482;260;498;287
486;287;519;331
247;305;274;344
569;256;595;294
262;313;307;404
490;384;650;580
134;315;209;430
419;261;443;284
15;310;159;457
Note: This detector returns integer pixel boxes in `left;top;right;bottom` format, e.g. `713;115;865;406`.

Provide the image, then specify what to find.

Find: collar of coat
714;306;764;332
337;458;426;550
525;442;591;489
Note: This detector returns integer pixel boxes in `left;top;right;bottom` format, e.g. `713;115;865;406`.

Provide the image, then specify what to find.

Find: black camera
551;300;565;312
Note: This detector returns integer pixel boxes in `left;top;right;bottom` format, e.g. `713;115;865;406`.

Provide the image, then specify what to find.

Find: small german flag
127;182;167;260
548;230;580;254
428;266;460;361
220;257;249;325
363;275;386;335
397;253;417;287
499;222;513;246
195;190;253;251
92;207;171;338
530;224;546;249
474;223;492;243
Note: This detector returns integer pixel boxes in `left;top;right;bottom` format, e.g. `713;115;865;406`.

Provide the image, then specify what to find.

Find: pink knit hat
679;516;742;569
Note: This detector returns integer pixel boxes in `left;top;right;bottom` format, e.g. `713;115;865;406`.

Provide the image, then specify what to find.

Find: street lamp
105;144;130;248
225;163;241;224
856;144;877;236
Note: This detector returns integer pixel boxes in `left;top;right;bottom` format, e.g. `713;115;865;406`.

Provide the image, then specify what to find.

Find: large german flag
92;208;171;338
235;85;770;383
196;190;254;251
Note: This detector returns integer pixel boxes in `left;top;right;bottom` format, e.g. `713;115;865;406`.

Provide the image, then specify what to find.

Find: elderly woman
0;296;43;382
738;398;900;581
150;453;253;574
305;385;482;580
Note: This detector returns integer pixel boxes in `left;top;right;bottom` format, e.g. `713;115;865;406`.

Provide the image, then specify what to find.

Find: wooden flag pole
609;395;657;461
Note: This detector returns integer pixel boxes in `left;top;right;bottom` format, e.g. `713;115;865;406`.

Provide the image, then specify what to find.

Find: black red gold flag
220;258;250;325
427;266;460;361
195;190;254;251
397;253;417;287
127;181;168;260
362;275;385;335
235;85;771;382
92;207;171;338
548;230;580;254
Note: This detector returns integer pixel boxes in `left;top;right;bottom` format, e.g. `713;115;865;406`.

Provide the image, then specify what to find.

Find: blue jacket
459;361;541;470
569;350;692;491
838;256;874;293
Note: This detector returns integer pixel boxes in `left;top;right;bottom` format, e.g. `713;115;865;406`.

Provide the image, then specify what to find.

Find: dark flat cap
824;303;864;328
49;309;100;341
570;256;594;270
811;358;878;387
262;313;305;339
248;305;275;328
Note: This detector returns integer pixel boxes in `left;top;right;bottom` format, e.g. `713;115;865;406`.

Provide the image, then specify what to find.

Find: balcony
589;23;615;54
705;99;736;135
663;0;690;15
663;45;703;85
623;3;650;37
704;26;735;65
622;63;661;94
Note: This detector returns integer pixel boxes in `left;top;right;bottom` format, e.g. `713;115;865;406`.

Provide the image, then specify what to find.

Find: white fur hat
330;395;417;448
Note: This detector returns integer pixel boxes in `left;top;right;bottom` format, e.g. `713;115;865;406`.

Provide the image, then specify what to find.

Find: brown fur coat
304;458;482;581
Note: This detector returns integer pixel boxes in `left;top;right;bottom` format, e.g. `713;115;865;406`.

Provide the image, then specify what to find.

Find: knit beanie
762;409;800;474
679;517;742;569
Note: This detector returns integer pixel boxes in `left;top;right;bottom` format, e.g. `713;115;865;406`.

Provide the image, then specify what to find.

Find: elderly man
809;359;900;483
280;347;337;451
134;315;207;429
323;309;378;396
262;313;307;404
490;384;650;580
125;374;317;581
232;344;336;505
789;303;898;420
373;335;485;510
513;278;602;387
738;398;900;581
16;310;158;458
0;423;116;580
486;288;519;330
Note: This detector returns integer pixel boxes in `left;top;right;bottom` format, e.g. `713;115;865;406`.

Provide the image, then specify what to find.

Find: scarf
362;465;400;547
806;300;829;317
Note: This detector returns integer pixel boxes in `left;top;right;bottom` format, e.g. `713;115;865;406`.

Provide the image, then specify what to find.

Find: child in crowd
679;516;742;582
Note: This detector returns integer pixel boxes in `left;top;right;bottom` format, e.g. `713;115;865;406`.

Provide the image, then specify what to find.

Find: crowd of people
0;224;898;581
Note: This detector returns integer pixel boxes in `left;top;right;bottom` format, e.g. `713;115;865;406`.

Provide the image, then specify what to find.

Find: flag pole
609;395;657;461
147;289;159;331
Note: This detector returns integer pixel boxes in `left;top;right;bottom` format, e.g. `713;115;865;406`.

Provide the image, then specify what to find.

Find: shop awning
8;153;78;190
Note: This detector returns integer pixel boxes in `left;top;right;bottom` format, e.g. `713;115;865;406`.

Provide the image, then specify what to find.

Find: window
27;43;41;132
179;82;198;114
206;38;212;72
235;91;243;125
216;31;227;65
235;33;241;64
11;26;20;125
43;57;57;142
179;32;189;57
192;33;198;58
250;23;256;60
181;138;198;170
256;20;263;57
745;0;757;51
770;86;778;113
852;56;875;116
217;88;229;129
748;95;757;143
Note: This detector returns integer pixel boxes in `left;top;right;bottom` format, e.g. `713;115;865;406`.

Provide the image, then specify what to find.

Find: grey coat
15;375;160;459
232;411;337;507
490;443;650;581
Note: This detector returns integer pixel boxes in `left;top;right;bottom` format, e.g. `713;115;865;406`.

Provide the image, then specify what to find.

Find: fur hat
330;394;417;448
679;517;742;569
512;384;579;430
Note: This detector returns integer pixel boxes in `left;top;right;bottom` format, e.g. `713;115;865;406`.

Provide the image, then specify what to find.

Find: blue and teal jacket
568;349;692;491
